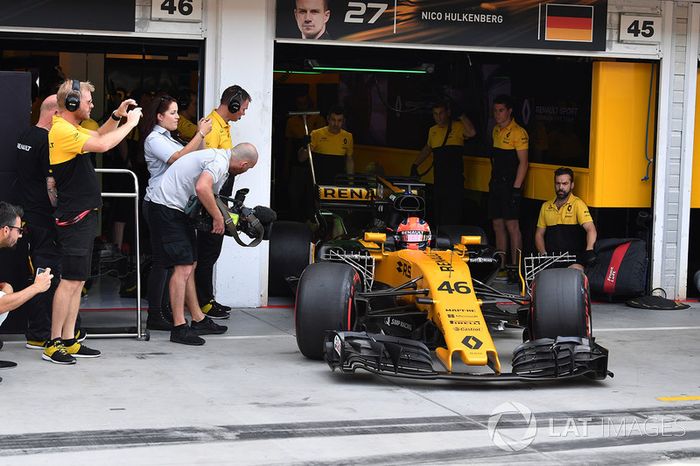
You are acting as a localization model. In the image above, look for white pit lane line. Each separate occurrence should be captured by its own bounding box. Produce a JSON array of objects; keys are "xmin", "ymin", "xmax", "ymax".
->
[{"xmin": 594, "ymin": 326, "xmax": 700, "ymax": 332}]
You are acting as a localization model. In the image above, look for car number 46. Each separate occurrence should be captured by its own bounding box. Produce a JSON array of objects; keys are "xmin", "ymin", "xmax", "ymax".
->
[{"xmin": 438, "ymin": 281, "xmax": 471, "ymax": 294}]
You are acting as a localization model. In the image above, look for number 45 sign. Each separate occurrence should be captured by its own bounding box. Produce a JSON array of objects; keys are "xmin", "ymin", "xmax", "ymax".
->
[
  {"xmin": 152, "ymin": 0, "xmax": 202, "ymax": 22},
  {"xmin": 619, "ymin": 14, "xmax": 661, "ymax": 43}
]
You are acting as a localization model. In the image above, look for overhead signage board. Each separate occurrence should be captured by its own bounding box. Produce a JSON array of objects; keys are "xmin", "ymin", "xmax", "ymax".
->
[
  {"xmin": 276, "ymin": 0, "xmax": 608, "ymax": 51},
  {"xmin": 151, "ymin": 0, "xmax": 203, "ymax": 22},
  {"xmin": 618, "ymin": 14, "xmax": 662, "ymax": 43},
  {"xmin": 0, "ymin": 0, "xmax": 135, "ymax": 32}
]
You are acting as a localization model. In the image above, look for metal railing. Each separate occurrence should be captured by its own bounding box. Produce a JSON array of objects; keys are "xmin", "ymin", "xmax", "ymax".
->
[{"xmin": 90, "ymin": 168, "xmax": 147, "ymax": 340}]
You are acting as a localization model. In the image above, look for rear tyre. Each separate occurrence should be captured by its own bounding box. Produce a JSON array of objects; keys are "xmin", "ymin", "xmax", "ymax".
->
[
  {"xmin": 295, "ymin": 262, "xmax": 361, "ymax": 360},
  {"xmin": 529, "ymin": 268, "xmax": 591, "ymax": 340},
  {"xmin": 268, "ymin": 221, "xmax": 312, "ymax": 297}
]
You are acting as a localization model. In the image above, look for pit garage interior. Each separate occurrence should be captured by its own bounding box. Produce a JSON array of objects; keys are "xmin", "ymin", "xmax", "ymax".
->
[{"xmin": 0, "ymin": 1, "xmax": 698, "ymax": 464}]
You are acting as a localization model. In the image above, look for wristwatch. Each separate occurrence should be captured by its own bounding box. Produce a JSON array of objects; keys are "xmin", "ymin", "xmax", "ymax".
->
[{"xmin": 111, "ymin": 112, "xmax": 121, "ymax": 121}]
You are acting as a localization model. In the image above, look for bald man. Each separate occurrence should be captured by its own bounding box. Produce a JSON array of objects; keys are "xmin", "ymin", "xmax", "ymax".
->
[
  {"xmin": 16, "ymin": 94, "xmax": 63, "ymax": 351},
  {"xmin": 147, "ymin": 143, "xmax": 258, "ymax": 345}
]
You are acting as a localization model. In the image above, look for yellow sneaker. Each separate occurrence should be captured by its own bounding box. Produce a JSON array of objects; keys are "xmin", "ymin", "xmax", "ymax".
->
[
  {"xmin": 42, "ymin": 339, "xmax": 76, "ymax": 365},
  {"xmin": 64, "ymin": 342, "xmax": 101, "ymax": 358}
]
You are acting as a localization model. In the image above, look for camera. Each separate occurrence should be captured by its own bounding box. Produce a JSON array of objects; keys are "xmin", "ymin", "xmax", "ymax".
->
[{"xmin": 185, "ymin": 189, "xmax": 276, "ymax": 246}]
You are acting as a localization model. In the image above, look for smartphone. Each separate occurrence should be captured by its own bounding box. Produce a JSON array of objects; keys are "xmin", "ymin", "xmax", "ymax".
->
[{"xmin": 36, "ymin": 267, "xmax": 46, "ymax": 277}]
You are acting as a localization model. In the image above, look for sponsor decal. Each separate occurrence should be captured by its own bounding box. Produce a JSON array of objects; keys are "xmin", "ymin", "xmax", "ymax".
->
[
  {"xmin": 319, "ymin": 186, "xmax": 375, "ymax": 201},
  {"xmin": 428, "ymin": 253, "xmax": 454, "ymax": 272},
  {"xmin": 462, "ymin": 335, "xmax": 483, "ymax": 349}
]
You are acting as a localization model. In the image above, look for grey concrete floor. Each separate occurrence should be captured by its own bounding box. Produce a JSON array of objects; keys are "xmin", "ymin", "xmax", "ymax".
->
[{"xmin": 0, "ymin": 277, "xmax": 698, "ymax": 465}]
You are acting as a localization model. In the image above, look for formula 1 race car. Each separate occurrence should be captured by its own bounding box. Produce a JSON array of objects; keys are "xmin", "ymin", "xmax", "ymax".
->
[{"xmin": 290, "ymin": 175, "xmax": 612, "ymax": 382}]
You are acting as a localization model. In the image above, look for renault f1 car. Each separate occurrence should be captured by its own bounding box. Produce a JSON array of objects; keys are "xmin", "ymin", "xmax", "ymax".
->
[{"xmin": 292, "ymin": 175, "xmax": 612, "ymax": 382}]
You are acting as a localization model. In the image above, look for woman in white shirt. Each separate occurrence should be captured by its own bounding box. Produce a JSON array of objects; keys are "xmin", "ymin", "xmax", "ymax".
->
[{"xmin": 141, "ymin": 95, "xmax": 212, "ymax": 331}]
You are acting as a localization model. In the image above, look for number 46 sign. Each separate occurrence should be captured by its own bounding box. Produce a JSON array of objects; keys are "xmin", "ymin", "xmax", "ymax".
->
[
  {"xmin": 152, "ymin": 0, "xmax": 202, "ymax": 22},
  {"xmin": 619, "ymin": 14, "xmax": 661, "ymax": 43}
]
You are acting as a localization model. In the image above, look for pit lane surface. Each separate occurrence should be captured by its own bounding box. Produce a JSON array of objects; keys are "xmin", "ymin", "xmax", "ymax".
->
[{"xmin": 0, "ymin": 297, "xmax": 698, "ymax": 465}]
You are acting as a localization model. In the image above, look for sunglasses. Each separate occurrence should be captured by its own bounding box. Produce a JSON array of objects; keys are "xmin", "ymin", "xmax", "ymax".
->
[{"xmin": 5, "ymin": 225, "xmax": 24, "ymax": 234}]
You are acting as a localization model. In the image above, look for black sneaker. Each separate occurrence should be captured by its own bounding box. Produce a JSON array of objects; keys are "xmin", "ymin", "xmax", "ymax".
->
[
  {"xmin": 75, "ymin": 328, "xmax": 87, "ymax": 342},
  {"xmin": 147, "ymin": 310, "xmax": 174, "ymax": 331},
  {"xmin": 170, "ymin": 324, "xmax": 205, "ymax": 346},
  {"xmin": 201, "ymin": 300, "xmax": 230, "ymax": 320},
  {"xmin": 212, "ymin": 300, "xmax": 231, "ymax": 313},
  {"xmin": 65, "ymin": 341, "xmax": 101, "ymax": 358},
  {"xmin": 42, "ymin": 339, "xmax": 77, "ymax": 365},
  {"xmin": 191, "ymin": 316, "xmax": 228, "ymax": 335}
]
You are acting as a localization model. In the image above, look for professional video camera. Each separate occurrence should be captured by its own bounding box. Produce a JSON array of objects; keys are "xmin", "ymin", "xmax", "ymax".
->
[{"xmin": 185, "ymin": 188, "xmax": 277, "ymax": 247}]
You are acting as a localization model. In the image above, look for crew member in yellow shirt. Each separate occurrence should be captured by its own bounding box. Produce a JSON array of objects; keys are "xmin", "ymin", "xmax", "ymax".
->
[
  {"xmin": 490, "ymin": 94, "xmax": 528, "ymax": 272},
  {"xmin": 298, "ymin": 105, "xmax": 353, "ymax": 185},
  {"xmin": 176, "ymin": 90, "xmax": 198, "ymax": 141},
  {"xmin": 196, "ymin": 85, "xmax": 251, "ymax": 319},
  {"xmin": 411, "ymin": 101, "xmax": 476, "ymax": 225},
  {"xmin": 535, "ymin": 167, "xmax": 597, "ymax": 271}
]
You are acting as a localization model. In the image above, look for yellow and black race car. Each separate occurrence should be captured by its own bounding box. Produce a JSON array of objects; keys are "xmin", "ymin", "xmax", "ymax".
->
[{"xmin": 291, "ymin": 175, "xmax": 612, "ymax": 382}]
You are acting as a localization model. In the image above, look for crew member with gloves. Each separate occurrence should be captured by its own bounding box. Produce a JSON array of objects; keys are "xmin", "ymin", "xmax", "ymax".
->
[
  {"xmin": 535, "ymin": 167, "xmax": 597, "ymax": 271},
  {"xmin": 411, "ymin": 101, "xmax": 476, "ymax": 225},
  {"xmin": 489, "ymin": 94, "xmax": 528, "ymax": 272}
]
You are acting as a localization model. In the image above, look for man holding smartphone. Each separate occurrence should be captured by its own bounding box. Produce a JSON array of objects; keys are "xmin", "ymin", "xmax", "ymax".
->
[{"xmin": 0, "ymin": 202, "xmax": 53, "ymax": 326}]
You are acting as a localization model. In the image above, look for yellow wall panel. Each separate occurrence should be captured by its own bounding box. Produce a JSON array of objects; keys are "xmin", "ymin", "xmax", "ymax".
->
[
  {"xmin": 588, "ymin": 61, "xmax": 655, "ymax": 208},
  {"xmin": 691, "ymin": 69, "xmax": 700, "ymax": 208}
]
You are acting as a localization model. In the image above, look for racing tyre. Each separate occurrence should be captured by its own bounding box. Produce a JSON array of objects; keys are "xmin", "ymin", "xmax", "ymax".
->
[
  {"xmin": 295, "ymin": 262, "xmax": 361, "ymax": 360},
  {"xmin": 268, "ymin": 221, "xmax": 312, "ymax": 297},
  {"xmin": 529, "ymin": 268, "xmax": 591, "ymax": 340}
]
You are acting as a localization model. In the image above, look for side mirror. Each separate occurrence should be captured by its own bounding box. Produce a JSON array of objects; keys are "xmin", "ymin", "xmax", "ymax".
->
[
  {"xmin": 460, "ymin": 235, "xmax": 482, "ymax": 246},
  {"xmin": 364, "ymin": 232, "xmax": 387, "ymax": 244}
]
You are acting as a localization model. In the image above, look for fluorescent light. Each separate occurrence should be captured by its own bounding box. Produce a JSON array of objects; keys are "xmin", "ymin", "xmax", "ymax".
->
[
  {"xmin": 274, "ymin": 70, "xmax": 322, "ymax": 75},
  {"xmin": 310, "ymin": 65, "xmax": 428, "ymax": 74}
]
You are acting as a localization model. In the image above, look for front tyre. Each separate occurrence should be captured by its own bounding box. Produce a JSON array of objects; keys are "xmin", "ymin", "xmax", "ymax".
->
[
  {"xmin": 529, "ymin": 268, "xmax": 591, "ymax": 340},
  {"xmin": 295, "ymin": 262, "xmax": 361, "ymax": 360}
]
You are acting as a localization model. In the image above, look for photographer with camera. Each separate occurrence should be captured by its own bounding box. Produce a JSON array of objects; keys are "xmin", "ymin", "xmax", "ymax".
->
[{"xmin": 147, "ymin": 143, "xmax": 258, "ymax": 345}]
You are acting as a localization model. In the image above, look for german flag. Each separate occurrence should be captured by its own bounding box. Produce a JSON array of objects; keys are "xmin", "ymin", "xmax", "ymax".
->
[{"xmin": 545, "ymin": 4, "xmax": 594, "ymax": 42}]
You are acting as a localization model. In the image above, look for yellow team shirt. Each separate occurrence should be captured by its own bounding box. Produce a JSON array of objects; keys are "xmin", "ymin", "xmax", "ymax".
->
[
  {"xmin": 427, "ymin": 120, "xmax": 468, "ymax": 148},
  {"xmin": 537, "ymin": 194, "xmax": 592, "ymax": 228},
  {"xmin": 492, "ymin": 119, "xmax": 529, "ymax": 152},
  {"xmin": 285, "ymin": 114, "xmax": 326, "ymax": 139},
  {"xmin": 177, "ymin": 115, "xmax": 198, "ymax": 140},
  {"xmin": 204, "ymin": 109, "xmax": 232, "ymax": 150},
  {"xmin": 80, "ymin": 118, "xmax": 99, "ymax": 132},
  {"xmin": 49, "ymin": 115, "xmax": 91, "ymax": 164},
  {"xmin": 309, "ymin": 127, "xmax": 353, "ymax": 157}
]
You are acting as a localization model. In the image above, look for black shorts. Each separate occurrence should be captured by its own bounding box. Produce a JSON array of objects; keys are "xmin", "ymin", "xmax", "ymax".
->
[
  {"xmin": 56, "ymin": 210, "xmax": 98, "ymax": 281},
  {"xmin": 149, "ymin": 202, "xmax": 197, "ymax": 267},
  {"xmin": 488, "ymin": 181, "xmax": 521, "ymax": 220}
]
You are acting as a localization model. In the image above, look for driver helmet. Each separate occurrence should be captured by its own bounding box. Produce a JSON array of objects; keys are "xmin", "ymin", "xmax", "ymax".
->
[{"xmin": 396, "ymin": 217, "xmax": 431, "ymax": 250}]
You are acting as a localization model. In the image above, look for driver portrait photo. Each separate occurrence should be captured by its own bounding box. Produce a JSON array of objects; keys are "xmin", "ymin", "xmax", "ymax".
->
[{"xmin": 294, "ymin": 0, "xmax": 331, "ymax": 39}]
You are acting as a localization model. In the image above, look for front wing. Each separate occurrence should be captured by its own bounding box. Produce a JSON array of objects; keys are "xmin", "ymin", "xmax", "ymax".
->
[{"xmin": 325, "ymin": 331, "xmax": 613, "ymax": 382}]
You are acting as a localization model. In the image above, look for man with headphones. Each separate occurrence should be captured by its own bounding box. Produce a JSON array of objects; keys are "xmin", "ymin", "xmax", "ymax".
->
[
  {"xmin": 196, "ymin": 85, "xmax": 252, "ymax": 319},
  {"xmin": 43, "ymin": 79, "xmax": 141, "ymax": 364}
]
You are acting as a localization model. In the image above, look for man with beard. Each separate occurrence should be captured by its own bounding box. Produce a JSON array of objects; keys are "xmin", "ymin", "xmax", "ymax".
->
[
  {"xmin": 0, "ymin": 202, "xmax": 53, "ymax": 325},
  {"xmin": 535, "ymin": 167, "xmax": 597, "ymax": 270}
]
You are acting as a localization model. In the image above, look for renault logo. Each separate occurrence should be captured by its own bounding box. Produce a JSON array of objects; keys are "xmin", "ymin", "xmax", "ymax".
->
[{"xmin": 462, "ymin": 335, "xmax": 483, "ymax": 349}]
